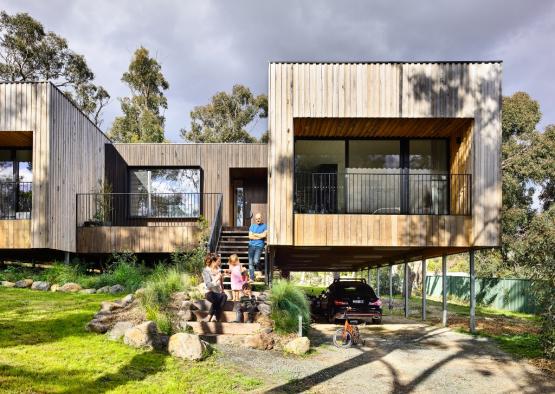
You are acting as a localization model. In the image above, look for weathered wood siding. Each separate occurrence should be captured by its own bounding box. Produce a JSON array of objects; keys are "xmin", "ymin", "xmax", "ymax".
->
[
  {"xmin": 49, "ymin": 86, "xmax": 109, "ymax": 252},
  {"xmin": 77, "ymin": 225, "xmax": 200, "ymax": 253},
  {"xmin": 0, "ymin": 220, "xmax": 31, "ymax": 248},
  {"xmin": 0, "ymin": 82, "xmax": 109, "ymax": 252},
  {"xmin": 268, "ymin": 62, "xmax": 502, "ymax": 247},
  {"xmin": 0, "ymin": 82, "xmax": 49, "ymax": 248},
  {"xmin": 111, "ymin": 144, "xmax": 268, "ymax": 227}
]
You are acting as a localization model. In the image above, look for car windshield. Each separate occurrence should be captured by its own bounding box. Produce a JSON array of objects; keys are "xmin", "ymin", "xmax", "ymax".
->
[{"xmin": 334, "ymin": 282, "xmax": 377, "ymax": 299}]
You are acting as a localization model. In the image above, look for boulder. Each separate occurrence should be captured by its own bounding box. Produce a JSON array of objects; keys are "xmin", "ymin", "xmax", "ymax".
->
[
  {"xmin": 177, "ymin": 309, "xmax": 193, "ymax": 322},
  {"xmin": 123, "ymin": 321, "xmax": 164, "ymax": 350},
  {"xmin": 110, "ymin": 284, "xmax": 125, "ymax": 294},
  {"xmin": 100, "ymin": 301, "xmax": 121, "ymax": 313},
  {"xmin": 50, "ymin": 284, "xmax": 61, "ymax": 292},
  {"xmin": 243, "ymin": 333, "xmax": 274, "ymax": 350},
  {"xmin": 106, "ymin": 321, "xmax": 134, "ymax": 341},
  {"xmin": 59, "ymin": 283, "xmax": 82, "ymax": 293},
  {"xmin": 261, "ymin": 327, "xmax": 273, "ymax": 334},
  {"xmin": 96, "ymin": 285, "xmax": 111, "ymax": 294},
  {"xmin": 14, "ymin": 279, "xmax": 33, "ymax": 288},
  {"xmin": 181, "ymin": 300, "xmax": 193, "ymax": 310},
  {"xmin": 121, "ymin": 294, "xmax": 134, "ymax": 305},
  {"xmin": 1, "ymin": 281, "xmax": 15, "ymax": 288},
  {"xmin": 31, "ymin": 281, "xmax": 51, "ymax": 291},
  {"xmin": 284, "ymin": 337, "xmax": 310, "ymax": 355},
  {"xmin": 80, "ymin": 288, "xmax": 97, "ymax": 294},
  {"xmin": 257, "ymin": 303, "xmax": 271, "ymax": 316},
  {"xmin": 168, "ymin": 333, "xmax": 210, "ymax": 361},
  {"xmin": 86, "ymin": 320, "xmax": 110, "ymax": 334}
]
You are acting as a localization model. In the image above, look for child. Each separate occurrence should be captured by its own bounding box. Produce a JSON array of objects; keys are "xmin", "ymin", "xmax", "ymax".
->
[
  {"xmin": 229, "ymin": 254, "xmax": 247, "ymax": 302},
  {"xmin": 233, "ymin": 282, "xmax": 258, "ymax": 323}
]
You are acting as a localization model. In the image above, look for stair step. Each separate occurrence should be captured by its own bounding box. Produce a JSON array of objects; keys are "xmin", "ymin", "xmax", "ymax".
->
[
  {"xmin": 199, "ymin": 334, "xmax": 247, "ymax": 345},
  {"xmin": 187, "ymin": 322, "xmax": 261, "ymax": 335},
  {"xmin": 192, "ymin": 310, "xmax": 260, "ymax": 323}
]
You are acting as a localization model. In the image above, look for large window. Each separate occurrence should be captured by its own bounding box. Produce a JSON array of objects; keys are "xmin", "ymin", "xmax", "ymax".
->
[
  {"xmin": 129, "ymin": 168, "xmax": 201, "ymax": 218},
  {"xmin": 0, "ymin": 149, "xmax": 32, "ymax": 219},
  {"xmin": 294, "ymin": 138, "xmax": 453, "ymax": 215}
]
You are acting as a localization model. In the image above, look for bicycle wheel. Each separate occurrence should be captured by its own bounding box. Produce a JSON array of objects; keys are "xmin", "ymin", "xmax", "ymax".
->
[{"xmin": 333, "ymin": 328, "xmax": 352, "ymax": 348}]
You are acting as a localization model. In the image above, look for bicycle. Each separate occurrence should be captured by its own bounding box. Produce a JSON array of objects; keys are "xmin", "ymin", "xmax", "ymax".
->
[{"xmin": 332, "ymin": 308, "xmax": 364, "ymax": 348}]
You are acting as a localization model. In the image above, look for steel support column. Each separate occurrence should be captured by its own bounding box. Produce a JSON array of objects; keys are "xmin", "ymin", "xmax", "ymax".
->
[
  {"xmin": 421, "ymin": 259, "xmax": 427, "ymax": 321},
  {"xmin": 389, "ymin": 265, "xmax": 393, "ymax": 310},
  {"xmin": 442, "ymin": 255, "xmax": 448, "ymax": 326},
  {"xmin": 404, "ymin": 261, "xmax": 409, "ymax": 318},
  {"xmin": 469, "ymin": 249, "xmax": 476, "ymax": 334},
  {"xmin": 376, "ymin": 267, "xmax": 381, "ymax": 297}
]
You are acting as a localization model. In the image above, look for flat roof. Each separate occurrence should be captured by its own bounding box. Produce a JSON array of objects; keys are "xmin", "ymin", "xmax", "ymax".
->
[{"xmin": 270, "ymin": 60, "xmax": 502, "ymax": 64}]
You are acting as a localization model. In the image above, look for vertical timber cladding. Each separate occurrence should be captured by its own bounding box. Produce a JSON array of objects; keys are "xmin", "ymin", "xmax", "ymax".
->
[
  {"xmin": 111, "ymin": 143, "xmax": 268, "ymax": 227},
  {"xmin": 268, "ymin": 62, "xmax": 502, "ymax": 247},
  {"xmin": 48, "ymin": 85, "xmax": 110, "ymax": 252},
  {"xmin": 0, "ymin": 82, "xmax": 49, "ymax": 248}
]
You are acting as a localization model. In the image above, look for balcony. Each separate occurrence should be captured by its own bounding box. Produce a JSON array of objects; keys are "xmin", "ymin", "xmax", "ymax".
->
[
  {"xmin": 76, "ymin": 193, "xmax": 222, "ymax": 253},
  {"xmin": 294, "ymin": 172, "xmax": 471, "ymax": 216},
  {"xmin": 0, "ymin": 182, "xmax": 32, "ymax": 219}
]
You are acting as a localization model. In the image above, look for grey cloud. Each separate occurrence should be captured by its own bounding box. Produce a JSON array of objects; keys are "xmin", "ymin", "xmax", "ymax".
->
[{"xmin": 3, "ymin": 0, "xmax": 555, "ymax": 140}]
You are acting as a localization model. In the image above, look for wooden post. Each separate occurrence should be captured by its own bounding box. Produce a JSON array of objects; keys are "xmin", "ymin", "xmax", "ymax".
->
[
  {"xmin": 442, "ymin": 255, "xmax": 448, "ymax": 326},
  {"xmin": 469, "ymin": 250, "xmax": 476, "ymax": 334},
  {"xmin": 421, "ymin": 259, "xmax": 427, "ymax": 321},
  {"xmin": 389, "ymin": 265, "xmax": 393, "ymax": 310},
  {"xmin": 376, "ymin": 267, "xmax": 381, "ymax": 297},
  {"xmin": 404, "ymin": 261, "xmax": 409, "ymax": 318}
]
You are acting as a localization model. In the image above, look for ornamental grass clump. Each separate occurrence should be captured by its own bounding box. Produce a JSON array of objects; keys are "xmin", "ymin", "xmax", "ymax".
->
[{"xmin": 269, "ymin": 279, "xmax": 311, "ymax": 334}]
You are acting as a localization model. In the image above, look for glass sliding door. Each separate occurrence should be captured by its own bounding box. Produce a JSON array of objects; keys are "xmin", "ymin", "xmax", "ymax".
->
[
  {"xmin": 409, "ymin": 140, "xmax": 449, "ymax": 214},
  {"xmin": 0, "ymin": 149, "xmax": 32, "ymax": 219},
  {"xmin": 347, "ymin": 140, "xmax": 401, "ymax": 214}
]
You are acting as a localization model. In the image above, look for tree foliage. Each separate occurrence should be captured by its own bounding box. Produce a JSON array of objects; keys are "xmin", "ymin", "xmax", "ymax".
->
[
  {"xmin": 108, "ymin": 47, "xmax": 169, "ymax": 143},
  {"xmin": 181, "ymin": 84, "xmax": 267, "ymax": 143},
  {"xmin": 0, "ymin": 11, "xmax": 109, "ymax": 125}
]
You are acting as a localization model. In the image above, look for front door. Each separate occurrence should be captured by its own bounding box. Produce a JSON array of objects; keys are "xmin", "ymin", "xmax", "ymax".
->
[{"xmin": 232, "ymin": 176, "xmax": 267, "ymax": 227}]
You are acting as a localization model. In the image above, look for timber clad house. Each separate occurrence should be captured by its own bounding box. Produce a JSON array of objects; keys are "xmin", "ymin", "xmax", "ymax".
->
[{"xmin": 0, "ymin": 61, "xmax": 502, "ymax": 279}]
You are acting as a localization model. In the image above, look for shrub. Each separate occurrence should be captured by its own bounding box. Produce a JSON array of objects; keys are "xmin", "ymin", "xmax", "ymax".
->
[
  {"xmin": 269, "ymin": 280, "xmax": 311, "ymax": 335},
  {"xmin": 44, "ymin": 262, "xmax": 84, "ymax": 284},
  {"xmin": 145, "ymin": 306, "xmax": 173, "ymax": 335},
  {"xmin": 170, "ymin": 246, "xmax": 205, "ymax": 278},
  {"xmin": 140, "ymin": 266, "xmax": 192, "ymax": 310}
]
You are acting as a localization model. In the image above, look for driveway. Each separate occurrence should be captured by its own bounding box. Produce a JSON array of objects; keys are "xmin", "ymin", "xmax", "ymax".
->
[{"xmin": 216, "ymin": 319, "xmax": 554, "ymax": 393}]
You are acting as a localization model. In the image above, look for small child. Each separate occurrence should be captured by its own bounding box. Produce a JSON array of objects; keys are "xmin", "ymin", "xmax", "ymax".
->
[
  {"xmin": 233, "ymin": 282, "xmax": 258, "ymax": 323},
  {"xmin": 229, "ymin": 254, "xmax": 247, "ymax": 302}
]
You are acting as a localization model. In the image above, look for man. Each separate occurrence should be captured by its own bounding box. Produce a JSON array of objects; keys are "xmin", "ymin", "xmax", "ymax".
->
[{"xmin": 248, "ymin": 212, "xmax": 267, "ymax": 281}]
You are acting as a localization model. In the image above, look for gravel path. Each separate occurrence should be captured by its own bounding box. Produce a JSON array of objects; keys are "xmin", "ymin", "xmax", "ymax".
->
[{"xmin": 215, "ymin": 321, "xmax": 554, "ymax": 394}]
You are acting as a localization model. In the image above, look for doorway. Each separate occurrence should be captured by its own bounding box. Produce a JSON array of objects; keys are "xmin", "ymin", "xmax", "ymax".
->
[{"xmin": 230, "ymin": 168, "xmax": 267, "ymax": 228}]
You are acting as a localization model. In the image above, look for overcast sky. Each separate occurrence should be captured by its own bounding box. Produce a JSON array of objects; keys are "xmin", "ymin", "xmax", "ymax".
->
[{"xmin": 3, "ymin": 0, "xmax": 555, "ymax": 141}]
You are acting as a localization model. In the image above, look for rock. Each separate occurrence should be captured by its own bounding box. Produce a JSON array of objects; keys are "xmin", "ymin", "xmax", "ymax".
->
[
  {"xmin": 134, "ymin": 288, "xmax": 145, "ymax": 297},
  {"xmin": 80, "ymin": 288, "xmax": 96, "ymax": 294},
  {"xmin": 257, "ymin": 303, "xmax": 271, "ymax": 316},
  {"xmin": 243, "ymin": 333, "xmax": 274, "ymax": 350},
  {"xmin": 284, "ymin": 337, "xmax": 310, "ymax": 355},
  {"xmin": 31, "ymin": 281, "xmax": 51, "ymax": 291},
  {"xmin": 1, "ymin": 281, "xmax": 15, "ymax": 288},
  {"xmin": 14, "ymin": 279, "xmax": 33, "ymax": 288},
  {"xmin": 257, "ymin": 292, "xmax": 269, "ymax": 302},
  {"xmin": 261, "ymin": 327, "xmax": 273, "ymax": 334},
  {"xmin": 59, "ymin": 283, "xmax": 82, "ymax": 293},
  {"xmin": 110, "ymin": 284, "xmax": 125, "ymax": 294},
  {"xmin": 50, "ymin": 284, "xmax": 61, "ymax": 292},
  {"xmin": 177, "ymin": 309, "xmax": 193, "ymax": 322},
  {"xmin": 121, "ymin": 294, "xmax": 134, "ymax": 305},
  {"xmin": 96, "ymin": 286, "xmax": 111, "ymax": 294},
  {"xmin": 100, "ymin": 301, "xmax": 121, "ymax": 313},
  {"xmin": 168, "ymin": 333, "xmax": 210, "ymax": 361},
  {"xmin": 123, "ymin": 321, "xmax": 163, "ymax": 349},
  {"xmin": 181, "ymin": 300, "xmax": 193, "ymax": 310},
  {"xmin": 86, "ymin": 320, "xmax": 110, "ymax": 334},
  {"xmin": 106, "ymin": 321, "xmax": 134, "ymax": 341}
]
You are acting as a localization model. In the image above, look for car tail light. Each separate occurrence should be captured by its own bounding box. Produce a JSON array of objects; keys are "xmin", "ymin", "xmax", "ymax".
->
[
  {"xmin": 334, "ymin": 300, "xmax": 348, "ymax": 306},
  {"xmin": 369, "ymin": 299, "xmax": 382, "ymax": 307}
]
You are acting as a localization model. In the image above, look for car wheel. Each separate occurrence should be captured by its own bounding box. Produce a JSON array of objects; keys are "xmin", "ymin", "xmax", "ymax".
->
[{"xmin": 372, "ymin": 317, "xmax": 382, "ymax": 325}]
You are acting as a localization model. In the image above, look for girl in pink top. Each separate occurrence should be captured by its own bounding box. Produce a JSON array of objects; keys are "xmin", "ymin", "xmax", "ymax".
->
[{"xmin": 229, "ymin": 254, "xmax": 247, "ymax": 301}]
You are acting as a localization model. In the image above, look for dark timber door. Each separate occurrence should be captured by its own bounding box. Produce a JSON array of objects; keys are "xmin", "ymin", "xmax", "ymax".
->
[{"xmin": 231, "ymin": 169, "xmax": 267, "ymax": 227}]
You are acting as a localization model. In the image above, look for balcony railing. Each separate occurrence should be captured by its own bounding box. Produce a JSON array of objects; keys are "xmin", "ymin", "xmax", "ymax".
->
[
  {"xmin": 76, "ymin": 192, "xmax": 222, "ymax": 227},
  {"xmin": 0, "ymin": 182, "xmax": 32, "ymax": 219},
  {"xmin": 294, "ymin": 172, "xmax": 471, "ymax": 216}
]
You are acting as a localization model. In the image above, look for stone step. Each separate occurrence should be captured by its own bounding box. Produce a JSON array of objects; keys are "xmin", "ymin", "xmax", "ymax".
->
[
  {"xmin": 199, "ymin": 334, "xmax": 247, "ymax": 345},
  {"xmin": 192, "ymin": 310, "xmax": 260, "ymax": 322},
  {"xmin": 187, "ymin": 321, "xmax": 261, "ymax": 335}
]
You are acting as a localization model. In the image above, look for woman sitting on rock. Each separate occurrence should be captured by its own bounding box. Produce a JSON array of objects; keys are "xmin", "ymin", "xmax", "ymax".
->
[{"xmin": 202, "ymin": 253, "xmax": 228, "ymax": 322}]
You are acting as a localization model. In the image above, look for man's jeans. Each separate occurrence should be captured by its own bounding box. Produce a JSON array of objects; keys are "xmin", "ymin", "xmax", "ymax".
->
[{"xmin": 248, "ymin": 245, "xmax": 264, "ymax": 280}]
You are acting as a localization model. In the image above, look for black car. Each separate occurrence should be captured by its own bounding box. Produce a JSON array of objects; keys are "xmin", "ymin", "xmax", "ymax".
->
[{"xmin": 317, "ymin": 278, "xmax": 382, "ymax": 324}]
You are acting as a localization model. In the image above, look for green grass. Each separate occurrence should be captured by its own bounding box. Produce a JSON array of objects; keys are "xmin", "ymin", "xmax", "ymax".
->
[
  {"xmin": 295, "ymin": 285, "xmax": 326, "ymax": 297},
  {"xmin": 0, "ymin": 288, "xmax": 262, "ymax": 393}
]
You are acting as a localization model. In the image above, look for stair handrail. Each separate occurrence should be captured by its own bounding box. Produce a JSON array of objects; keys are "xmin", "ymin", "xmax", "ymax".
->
[{"xmin": 207, "ymin": 193, "xmax": 223, "ymax": 253}]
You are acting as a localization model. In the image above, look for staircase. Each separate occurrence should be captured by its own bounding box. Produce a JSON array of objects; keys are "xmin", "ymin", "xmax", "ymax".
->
[{"xmin": 217, "ymin": 227, "xmax": 266, "ymax": 288}]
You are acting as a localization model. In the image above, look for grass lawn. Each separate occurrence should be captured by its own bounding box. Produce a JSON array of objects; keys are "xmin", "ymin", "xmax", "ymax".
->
[{"xmin": 0, "ymin": 288, "xmax": 262, "ymax": 393}]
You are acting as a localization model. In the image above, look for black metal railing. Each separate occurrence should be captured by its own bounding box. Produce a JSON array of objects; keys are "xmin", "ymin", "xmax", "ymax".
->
[
  {"xmin": 207, "ymin": 194, "xmax": 223, "ymax": 252},
  {"xmin": 76, "ymin": 192, "xmax": 222, "ymax": 227},
  {"xmin": 0, "ymin": 182, "xmax": 32, "ymax": 219},
  {"xmin": 294, "ymin": 172, "xmax": 471, "ymax": 216}
]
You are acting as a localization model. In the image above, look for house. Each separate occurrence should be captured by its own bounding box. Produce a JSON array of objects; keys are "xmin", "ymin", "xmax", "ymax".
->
[{"xmin": 0, "ymin": 62, "xmax": 502, "ymax": 283}]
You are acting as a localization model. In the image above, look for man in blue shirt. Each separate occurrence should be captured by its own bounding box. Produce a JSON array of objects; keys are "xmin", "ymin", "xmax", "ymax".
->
[{"xmin": 248, "ymin": 213, "xmax": 267, "ymax": 281}]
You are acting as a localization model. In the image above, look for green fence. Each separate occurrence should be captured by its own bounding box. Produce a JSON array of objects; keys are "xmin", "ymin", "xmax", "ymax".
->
[{"xmin": 425, "ymin": 275, "xmax": 538, "ymax": 314}]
